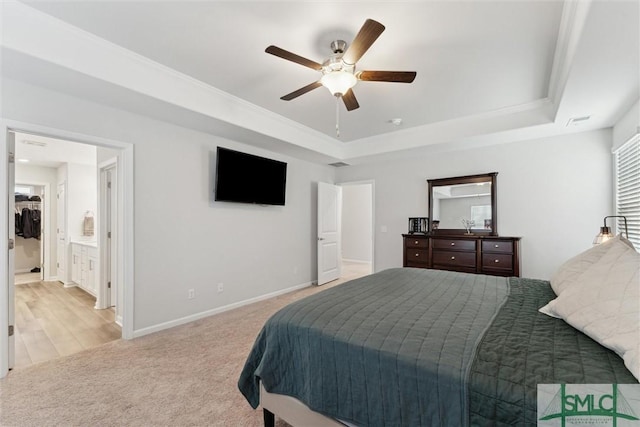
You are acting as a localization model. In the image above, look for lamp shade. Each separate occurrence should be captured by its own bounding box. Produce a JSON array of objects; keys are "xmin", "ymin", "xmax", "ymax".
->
[
  {"xmin": 321, "ymin": 71, "xmax": 357, "ymax": 96},
  {"xmin": 593, "ymin": 216, "xmax": 629, "ymax": 245},
  {"xmin": 593, "ymin": 226, "xmax": 613, "ymax": 245}
]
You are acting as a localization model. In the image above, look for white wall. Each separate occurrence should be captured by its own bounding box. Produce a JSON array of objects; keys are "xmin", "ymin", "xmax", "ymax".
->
[
  {"xmin": 1, "ymin": 78, "xmax": 334, "ymax": 332},
  {"xmin": 15, "ymin": 165, "xmax": 57, "ymax": 279},
  {"xmin": 336, "ymin": 129, "xmax": 613, "ymax": 280},
  {"xmin": 613, "ymin": 99, "xmax": 639, "ymax": 151},
  {"xmin": 65, "ymin": 163, "xmax": 97, "ymax": 243},
  {"xmin": 97, "ymin": 146, "xmax": 120, "ymax": 165},
  {"xmin": 341, "ymin": 184, "xmax": 372, "ymax": 263},
  {"xmin": 14, "ymin": 236, "xmax": 40, "ymax": 273}
]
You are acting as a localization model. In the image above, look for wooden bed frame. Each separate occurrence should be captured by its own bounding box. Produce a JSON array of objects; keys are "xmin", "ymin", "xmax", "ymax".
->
[{"xmin": 260, "ymin": 383, "xmax": 347, "ymax": 427}]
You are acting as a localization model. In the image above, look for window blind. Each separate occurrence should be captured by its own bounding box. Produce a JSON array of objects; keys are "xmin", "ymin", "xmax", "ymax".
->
[{"xmin": 615, "ymin": 134, "xmax": 640, "ymax": 249}]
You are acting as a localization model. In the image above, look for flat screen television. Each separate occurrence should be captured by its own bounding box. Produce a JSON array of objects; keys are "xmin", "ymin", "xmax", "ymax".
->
[{"xmin": 214, "ymin": 147, "xmax": 287, "ymax": 206}]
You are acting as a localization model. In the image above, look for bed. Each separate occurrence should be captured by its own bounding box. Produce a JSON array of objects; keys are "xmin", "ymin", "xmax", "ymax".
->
[{"xmin": 238, "ymin": 237, "xmax": 639, "ymax": 426}]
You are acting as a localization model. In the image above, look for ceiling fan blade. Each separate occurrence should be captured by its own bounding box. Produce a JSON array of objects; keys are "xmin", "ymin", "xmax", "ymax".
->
[
  {"xmin": 265, "ymin": 45, "xmax": 323, "ymax": 71},
  {"xmin": 342, "ymin": 89, "xmax": 360, "ymax": 111},
  {"xmin": 281, "ymin": 81, "xmax": 323, "ymax": 101},
  {"xmin": 357, "ymin": 70, "xmax": 417, "ymax": 83},
  {"xmin": 342, "ymin": 19, "xmax": 386, "ymax": 65}
]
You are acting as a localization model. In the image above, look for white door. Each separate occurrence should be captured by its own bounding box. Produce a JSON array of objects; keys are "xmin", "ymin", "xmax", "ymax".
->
[
  {"xmin": 37, "ymin": 186, "xmax": 44, "ymax": 280},
  {"xmin": 317, "ymin": 182, "xmax": 342, "ymax": 285},
  {"xmin": 99, "ymin": 163, "xmax": 119, "ymax": 318},
  {"xmin": 107, "ymin": 167, "xmax": 117, "ymax": 308},
  {"xmin": 7, "ymin": 132, "xmax": 16, "ymax": 370},
  {"xmin": 57, "ymin": 182, "xmax": 66, "ymax": 284}
]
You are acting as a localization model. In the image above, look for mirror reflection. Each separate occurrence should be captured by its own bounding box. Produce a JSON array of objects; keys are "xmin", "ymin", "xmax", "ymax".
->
[{"xmin": 432, "ymin": 183, "xmax": 492, "ymax": 231}]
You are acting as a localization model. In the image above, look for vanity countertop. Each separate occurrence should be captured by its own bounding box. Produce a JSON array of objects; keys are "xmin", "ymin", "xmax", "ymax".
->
[{"xmin": 70, "ymin": 240, "xmax": 97, "ymax": 248}]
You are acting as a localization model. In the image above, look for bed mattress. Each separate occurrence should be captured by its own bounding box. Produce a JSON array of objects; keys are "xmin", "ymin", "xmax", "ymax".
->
[{"xmin": 238, "ymin": 268, "xmax": 636, "ymax": 426}]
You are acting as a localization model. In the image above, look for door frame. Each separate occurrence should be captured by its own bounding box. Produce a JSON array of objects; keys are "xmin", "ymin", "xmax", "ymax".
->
[
  {"xmin": 1, "ymin": 119, "xmax": 135, "ymax": 378},
  {"xmin": 338, "ymin": 180, "xmax": 375, "ymax": 273},
  {"xmin": 57, "ymin": 181, "xmax": 68, "ymax": 285},
  {"xmin": 3, "ymin": 130, "xmax": 16, "ymax": 371}
]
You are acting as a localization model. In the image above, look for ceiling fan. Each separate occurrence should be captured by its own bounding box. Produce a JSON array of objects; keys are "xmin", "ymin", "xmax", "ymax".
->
[{"xmin": 265, "ymin": 19, "xmax": 416, "ymax": 112}]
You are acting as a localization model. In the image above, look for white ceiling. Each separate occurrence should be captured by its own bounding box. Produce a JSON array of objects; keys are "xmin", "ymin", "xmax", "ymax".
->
[
  {"xmin": 2, "ymin": 1, "xmax": 639, "ymax": 164},
  {"xmin": 14, "ymin": 132, "xmax": 96, "ymax": 168}
]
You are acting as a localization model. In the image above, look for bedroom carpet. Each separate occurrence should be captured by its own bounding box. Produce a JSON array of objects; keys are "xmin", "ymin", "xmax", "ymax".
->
[{"xmin": 0, "ymin": 263, "xmax": 369, "ymax": 427}]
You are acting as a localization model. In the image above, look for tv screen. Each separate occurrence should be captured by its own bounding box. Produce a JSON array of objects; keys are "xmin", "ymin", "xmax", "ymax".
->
[{"xmin": 214, "ymin": 147, "xmax": 287, "ymax": 205}]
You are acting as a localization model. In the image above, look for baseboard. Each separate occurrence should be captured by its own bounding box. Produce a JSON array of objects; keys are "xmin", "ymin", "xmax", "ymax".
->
[
  {"xmin": 342, "ymin": 259, "xmax": 372, "ymax": 264},
  {"xmin": 14, "ymin": 268, "xmax": 32, "ymax": 274},
  {"xmin": 132, "ymin": 280, "xmax": 314, "ymax": 339}
]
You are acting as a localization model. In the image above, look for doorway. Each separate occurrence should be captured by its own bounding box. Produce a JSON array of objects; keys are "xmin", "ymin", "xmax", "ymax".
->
[
  {"xmin": 340, "ymin": 181, "xmax": 374, "ymax": 279},
  {"xmin": 2, "ymin": 124, "xmax": 134, "ymax": 377},
  {"xmin": 316, "ymin": 180, "xmax": 374, "ymax": 286},
  {"xmin": 12, "ymin": 133, "xmax": 120, "ymax": 369},
  {"xmin": 14, "ymin": 183, "xmax": 45, "ymax": 284}
]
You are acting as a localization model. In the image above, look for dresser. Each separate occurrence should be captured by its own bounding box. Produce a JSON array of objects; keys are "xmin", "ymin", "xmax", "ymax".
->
[{"xmin": 403, "ymin": 234, "xmax": 520, "ymax": 277}]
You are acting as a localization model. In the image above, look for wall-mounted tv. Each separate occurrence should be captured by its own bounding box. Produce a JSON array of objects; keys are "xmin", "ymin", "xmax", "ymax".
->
[{"xmin": 214, "ymin": 147, "xmax": 287, "ymax": 206}]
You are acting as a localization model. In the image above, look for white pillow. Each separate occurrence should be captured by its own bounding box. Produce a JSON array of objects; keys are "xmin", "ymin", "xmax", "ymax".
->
[
  {"xmin": 550, "ymin": 234, "xmax": 634, "ymax": 296},
  {"xmin": 542, "ymin": 237, "xmax": 640, "ymax": 381}
]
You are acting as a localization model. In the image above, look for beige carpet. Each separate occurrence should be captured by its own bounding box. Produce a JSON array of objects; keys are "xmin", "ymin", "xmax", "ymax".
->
[{"xmin": 0, "ymin": 266, "xmax": 369, "ymax": 427}]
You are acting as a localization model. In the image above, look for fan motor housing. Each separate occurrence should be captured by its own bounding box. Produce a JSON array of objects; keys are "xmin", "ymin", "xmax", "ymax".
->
[
  {"xmin": 330, "ymin": 40, "xmax": 347, "ymax": 54},
  {"xmin": 322, "ymin": 40, "xmax": 354, "ymax": 74}
]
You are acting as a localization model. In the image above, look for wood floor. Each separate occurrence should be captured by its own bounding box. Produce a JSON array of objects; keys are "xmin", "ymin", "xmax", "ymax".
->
[
  {"xmin": 13, "ymin": 278, "xmax": 121, "ymax": 370},
  {"xmin": 15, "ymin": 272, "xmax": 42, "ymax": 285}
]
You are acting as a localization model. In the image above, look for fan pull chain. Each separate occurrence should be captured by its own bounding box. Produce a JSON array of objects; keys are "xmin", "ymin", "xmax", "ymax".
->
[{"xmin": 335, "ymin": 95, "xmax": 340, "ymax": 138}]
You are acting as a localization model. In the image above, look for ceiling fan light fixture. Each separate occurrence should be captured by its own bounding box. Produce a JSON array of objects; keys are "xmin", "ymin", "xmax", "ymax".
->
[
  {"xmin": 266, "ymin": 19, "xmax": 416, "ymax": 121},
  {"xmin": 321, "ymin": 70, "xmax": 357, "ymax": 96}
]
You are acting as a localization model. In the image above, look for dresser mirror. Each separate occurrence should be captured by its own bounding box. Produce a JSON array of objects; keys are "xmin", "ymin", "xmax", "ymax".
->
[{"xmin": 427, "ymin": 172, "xmax": 498, "ymax": 236}]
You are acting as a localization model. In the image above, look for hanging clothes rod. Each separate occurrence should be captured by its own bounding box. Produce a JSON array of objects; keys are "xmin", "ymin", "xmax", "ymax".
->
[{"xmin": 15, "ymin": 201, "xmax": 42, "ymax": 210}]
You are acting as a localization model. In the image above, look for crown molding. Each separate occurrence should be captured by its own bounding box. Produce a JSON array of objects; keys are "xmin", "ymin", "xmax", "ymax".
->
[
  {"xmin": 546, "ymin": 0, "xmax": 593, "ymax": 121},
  {"xmin": 342, "ymin": 98, "xmax": 554, "ymax": 160},
  {"xmin": 1, "ymin": 1, "xmax": 343, "ymax": 159}
]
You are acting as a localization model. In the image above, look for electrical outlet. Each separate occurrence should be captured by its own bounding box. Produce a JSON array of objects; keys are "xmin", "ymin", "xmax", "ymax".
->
[
  {"xmin": 188, "ymin": 289, "xmax": 195, "ymax": 299},
  {"xmin": 217, "ymin": 283, "xmax": 224, "ymax": 293}
]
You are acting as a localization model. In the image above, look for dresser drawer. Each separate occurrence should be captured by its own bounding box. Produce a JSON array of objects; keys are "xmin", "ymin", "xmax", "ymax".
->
[
  {"xmin": 405, "ymin": 237, "xmax": 428, "ymax": 249},
  {"xmin": 432, "ymin": 238, "xmax": 476, "ymax": 251},
  {"xmin": 482, "ymin": 253, "xmax": 513, "ymax": 270},
  {"xmin": 406, "ymin": 248, "xmax": 428, "ymax": 263},
  {"xmin": 482, "ymin": 240, "xmax": 514, "ymax": 254},
  {"xmin": 433, "ymin": 250, "xmax": 476, "ymax": 268}
]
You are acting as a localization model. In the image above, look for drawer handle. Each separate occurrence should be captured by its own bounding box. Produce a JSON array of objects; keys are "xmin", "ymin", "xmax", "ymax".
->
[
  {"xmin": 450, "ymin": 242, "xmax": 455, "ymax": 246},
  {"xmin": 494, "ymin": 259, "xmax": 499, "ymax": 263},
  {"xmin": 494, "ymin": 244, "xmax": 499, "ymax": 248},
  {"xmin": 415, "ymin": 253, "xmax": 419, "ymax": 257},
  {"xmin": 414, "ymin": 241, "xmax": 419, "ymax": 245},
  {"xmin": 451, "ymin": 256, "xmax": 456, "ymax": 260}
]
